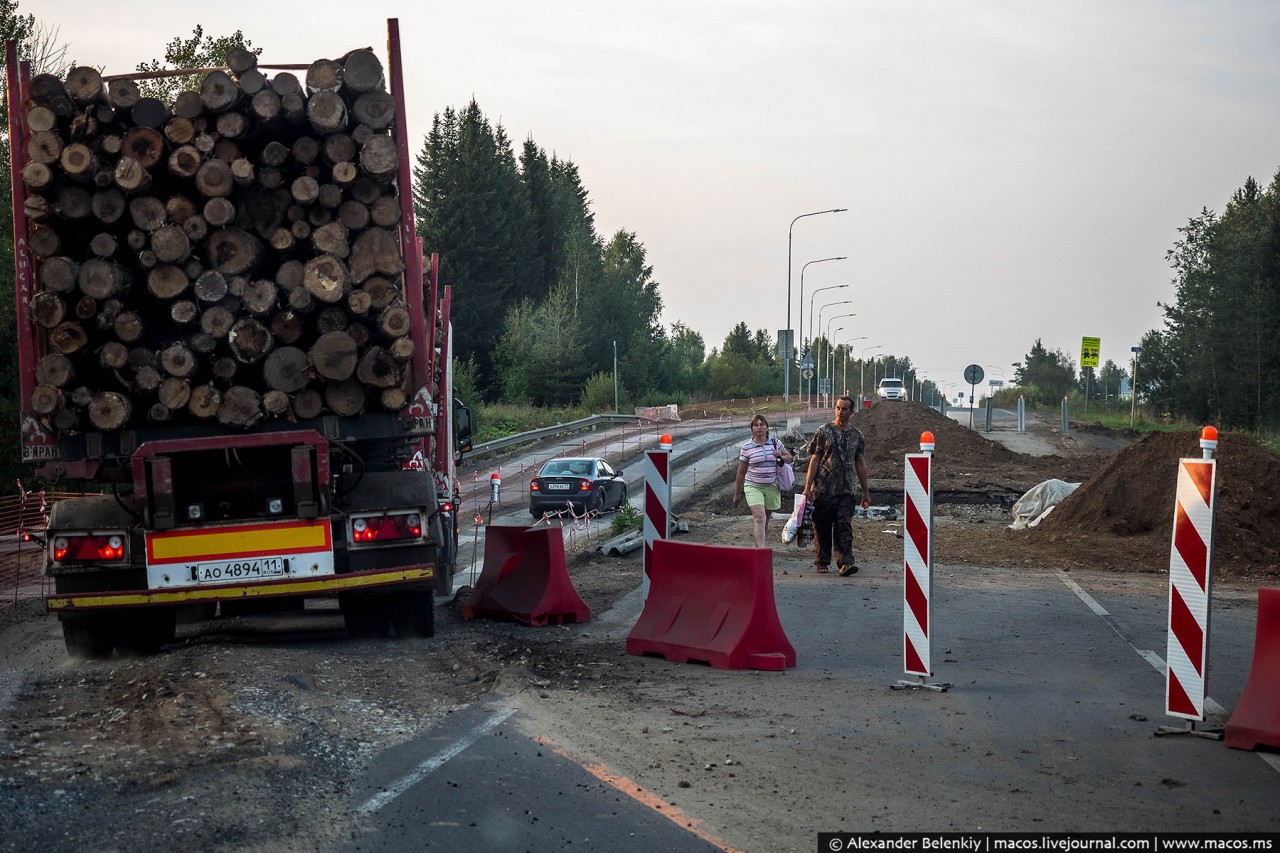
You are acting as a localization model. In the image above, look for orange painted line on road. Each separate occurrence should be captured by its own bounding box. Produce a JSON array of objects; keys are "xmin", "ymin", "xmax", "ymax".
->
[{"xmin": 531, "ymin": 736, "xmax": 744, "ymax": 853}]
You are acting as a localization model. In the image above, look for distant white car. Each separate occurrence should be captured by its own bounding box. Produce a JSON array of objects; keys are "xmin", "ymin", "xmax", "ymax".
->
[{"xmin": 877, "ymin": 378, "xmax": 907, "ymax": 401}]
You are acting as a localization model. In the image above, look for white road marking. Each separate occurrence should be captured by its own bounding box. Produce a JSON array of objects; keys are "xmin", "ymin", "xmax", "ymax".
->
[
  {"xmin": 357, "ymin": 707, "xmax": 516, "ymax": 814},
  {"xmin": 1054, "ymin": 571, "xmax": 1270, "ymax": 772}
]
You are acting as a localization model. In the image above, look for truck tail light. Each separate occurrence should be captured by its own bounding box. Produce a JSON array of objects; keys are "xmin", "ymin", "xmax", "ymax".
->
[
  {"xmin": 50, "ymin": 533, "xmax": 126, "ymax": 563},
  {"xmin": 350, "ymin": 512, "xmax": 424, "ymax": 544}
]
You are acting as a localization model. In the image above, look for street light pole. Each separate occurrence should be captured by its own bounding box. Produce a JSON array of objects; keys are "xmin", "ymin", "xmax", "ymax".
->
[
  {"xmin": 815, "ymin": 300, "xmax": 852, "ymax": 407},
  {"xmin": 785, "ymin": 208, "xmax": 846, "ymax": 404},
  {"xmin": 806, "ymin": 283, "xmax": 848, "ymax": 404},
  {"xmin": 824, "ymin": 313, "xmax": 855, "ymax": 403},
  {"xmin": 1130, "ymin": 347, "xmax": 1141, "ymax": 428},
  {"xmin": 840, "ymin": 335, "xmax": 868, "ymax": 395},
  {"xmin": 798, "ymin": 257, "xmax": 845, "ymax": 397},
  {"xmin": 859, "ymin": 344, "xmax": 883, "ymax": 403}
]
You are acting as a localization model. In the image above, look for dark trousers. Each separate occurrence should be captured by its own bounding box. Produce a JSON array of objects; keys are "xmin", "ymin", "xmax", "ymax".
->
[{"xmin": 812, "ymin": 494, "xmax": 858, "ymax": 570}]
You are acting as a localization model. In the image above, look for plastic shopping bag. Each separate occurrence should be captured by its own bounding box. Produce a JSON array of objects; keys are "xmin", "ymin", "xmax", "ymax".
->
[{"xmin": 781, "ymin": 494, "xmax": 807, "ymax": 543}]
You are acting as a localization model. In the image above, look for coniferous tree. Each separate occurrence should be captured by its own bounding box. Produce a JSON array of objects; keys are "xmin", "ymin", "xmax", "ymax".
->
[
  {"xmin": 1012, "ymin": 339, "xmax": 1078, "ymax": 405},
  {"xmin": 414, "ymin": 100, "xmax": 531, "ymax": 398}
]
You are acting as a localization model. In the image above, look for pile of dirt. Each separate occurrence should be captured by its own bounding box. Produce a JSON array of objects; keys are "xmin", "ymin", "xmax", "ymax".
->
[
  {"xmin": 846, "ymin": 402, "xmax": 1102, "ymax": 490},
  {"xmin": 1030, "ymin": 430, "xmax": 1280, "ymax": 578}
]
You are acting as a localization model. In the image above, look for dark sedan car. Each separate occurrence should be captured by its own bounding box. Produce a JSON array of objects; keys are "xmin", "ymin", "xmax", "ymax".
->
[{"xmin": 529, "ymin": 457, "xmax": 628, "ymax": 518}]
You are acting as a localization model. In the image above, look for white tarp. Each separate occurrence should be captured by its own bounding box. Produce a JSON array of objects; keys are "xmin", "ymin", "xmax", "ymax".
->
[{"xmin": 1008, "ymin": 479, "xmax": 1081, "ymax": 530}]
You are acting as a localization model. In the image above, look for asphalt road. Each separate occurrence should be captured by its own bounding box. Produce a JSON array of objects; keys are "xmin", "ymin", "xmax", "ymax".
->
[{"xmin": 337, "ymin": 561, "xmax": 1278, "ymax": 848}]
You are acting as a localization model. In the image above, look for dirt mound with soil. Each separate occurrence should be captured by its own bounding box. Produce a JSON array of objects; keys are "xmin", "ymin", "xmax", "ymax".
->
[
  {"xmin": 847, "ymin": 402, "xmax": 1103, "ymax": 491},
  {"xmin": 1029, "ymin": 430, "xmax": 1280, "ymax": 579}
]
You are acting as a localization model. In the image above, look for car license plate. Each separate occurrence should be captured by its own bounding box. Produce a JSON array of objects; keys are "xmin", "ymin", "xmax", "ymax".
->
[
  {"xmin": 546, "ymin": 483, "xmax": 571, "ymax": 490},
  {"xmin": 192, "ymin": 557, "xmax": 288, "ymax": 583}
]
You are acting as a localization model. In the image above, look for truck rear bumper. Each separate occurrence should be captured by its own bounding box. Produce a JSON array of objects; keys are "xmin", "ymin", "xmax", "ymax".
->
[{"xmin": 46, "ymin": 566, "xmax": 435, "ymax": 612}]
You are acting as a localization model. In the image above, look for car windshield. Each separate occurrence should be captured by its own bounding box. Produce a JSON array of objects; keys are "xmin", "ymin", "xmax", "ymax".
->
[
  {"xmin": 541, "ymin": 460, "xmax": 591, "ymax": 477},
  {"xmin": 881, "ymin": 380, "xmax": 903, "ymax": 389}
]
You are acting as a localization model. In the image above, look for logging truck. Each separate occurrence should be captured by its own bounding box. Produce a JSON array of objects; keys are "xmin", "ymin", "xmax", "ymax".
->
[{"xmin": 6, "ymin": 20, "xmax": 474, "ymax": 657}]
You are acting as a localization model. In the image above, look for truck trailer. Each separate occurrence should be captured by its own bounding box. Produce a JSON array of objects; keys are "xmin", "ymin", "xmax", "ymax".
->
[{"xmin": 7, "ymin": 19, "xmax": 470, "ymax": 657}]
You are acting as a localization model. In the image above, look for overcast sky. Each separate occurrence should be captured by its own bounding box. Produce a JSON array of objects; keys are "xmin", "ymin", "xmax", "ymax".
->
[{"xmin": 34, "ymin": 1, "xmax": 1280, "ymax": 397}]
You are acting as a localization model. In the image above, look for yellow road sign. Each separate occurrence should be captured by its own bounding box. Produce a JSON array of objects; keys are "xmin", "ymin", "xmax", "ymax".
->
[{"xmin": 1081, "ymin": 336, "xmax": 1101, "ymax": 368}]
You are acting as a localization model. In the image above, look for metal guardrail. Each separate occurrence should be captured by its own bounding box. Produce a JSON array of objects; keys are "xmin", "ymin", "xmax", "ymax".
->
[{"xmin": 466, "ymin": 414, "xmax": 641, "ymax": 460}]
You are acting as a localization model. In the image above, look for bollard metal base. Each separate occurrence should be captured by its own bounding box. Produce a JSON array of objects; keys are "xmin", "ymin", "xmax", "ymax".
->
[
  {"xmin": 891, "ymin": 675, "xmax": 950, "ymax": 693},
  {"xmin": 1154, "ymin": 720, "xmax": 1223, "ymax": 740}
]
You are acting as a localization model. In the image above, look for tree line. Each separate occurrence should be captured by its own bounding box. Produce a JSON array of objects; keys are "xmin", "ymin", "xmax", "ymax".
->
[{"xmin": 3, "ymin": 9, "xmax": 1277, "ymax": 494}]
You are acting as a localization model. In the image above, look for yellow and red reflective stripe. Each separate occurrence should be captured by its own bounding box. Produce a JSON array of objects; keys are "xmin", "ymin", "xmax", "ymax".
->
[
  {"xmin": 46, "ymin": 566, "xmax": 433, "ymax": 610},
  {"xmin": 147, "ymin": 520, "xmax": 332, "ymax": 565}
]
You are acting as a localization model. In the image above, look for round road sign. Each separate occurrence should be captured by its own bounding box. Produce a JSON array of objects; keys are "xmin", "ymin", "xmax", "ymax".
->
[{"xmin": 964, "ymin": 363, "xmax": 984, "ymax": 385}]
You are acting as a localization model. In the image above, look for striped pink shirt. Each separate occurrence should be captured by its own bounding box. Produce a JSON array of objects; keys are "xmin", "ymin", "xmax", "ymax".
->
[{"xmin": 739, "ymin": 438, "xmax": 782, "ymax": 485}]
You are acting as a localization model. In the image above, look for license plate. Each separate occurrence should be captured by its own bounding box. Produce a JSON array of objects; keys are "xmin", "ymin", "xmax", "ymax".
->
[
  {"xmin": 192, "ymin": 557, "xmax": 288, "ymax": 583},
  {"xmin": 546, "ymin": 483, "xmax": 571, "ymax": 490}
]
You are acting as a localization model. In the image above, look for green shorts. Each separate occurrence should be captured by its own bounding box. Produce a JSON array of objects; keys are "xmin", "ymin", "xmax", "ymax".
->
[{"xmin": 743, "ymin": 482, "xmax": 781, "ymax": 511}]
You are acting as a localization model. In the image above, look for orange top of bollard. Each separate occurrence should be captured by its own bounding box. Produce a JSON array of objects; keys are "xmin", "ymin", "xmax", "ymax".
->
[
  {"xmin": 919, "ymin": 431, "xmax": 935, "ymax": 453},
  {"xmin": 490, "ymin": 471, "xmax": 501, "ymax": 482},
  {"xmin": 659, "ymin": 434, "xmax": 672, "ymax": 450},
  {"xmin": 1200, "ymin": 425, "xmax": 1219, "ymax": 459}
]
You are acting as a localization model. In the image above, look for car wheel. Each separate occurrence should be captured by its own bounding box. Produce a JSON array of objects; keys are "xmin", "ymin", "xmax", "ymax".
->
[
  {"xmin": 593, "ymin": 486, "xmax": 607, "ymax": 513},
  {"xmin": 614, "ymin": 484, "xmax": 628, "ymax": 511}
]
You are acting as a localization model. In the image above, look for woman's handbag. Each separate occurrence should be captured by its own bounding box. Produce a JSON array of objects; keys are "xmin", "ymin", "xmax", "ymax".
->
[{"xmin": 774, "ymin": 440, "xmax": 795, "ymax": 491}]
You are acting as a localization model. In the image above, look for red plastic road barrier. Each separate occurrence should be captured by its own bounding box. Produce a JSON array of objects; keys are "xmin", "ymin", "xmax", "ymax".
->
[
  {"xmin": 1225, "ymin": 587, "xmax": 1280, "ymax": 750},
  {"xmin": 463, "ymin": 525, "xmax": 590, "ymax": 626},
  {"xmin": 626, "ymin": 539, "xmax": 796, "ymax": 671}
]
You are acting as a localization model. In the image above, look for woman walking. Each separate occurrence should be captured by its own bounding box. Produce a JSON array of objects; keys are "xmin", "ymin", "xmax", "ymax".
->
[{"xmin": 733, "ymin": 414, "xmax": 793, "ymax": 548}]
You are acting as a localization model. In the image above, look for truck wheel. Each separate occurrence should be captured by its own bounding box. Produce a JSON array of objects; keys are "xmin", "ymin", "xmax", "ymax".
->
[
  {"xmin": 341, "ymin": 594, "xmax": 390, "ymax": 639},
  {"xmin": 116, "ymin": 607, "xmax": 176, "ymax": 656},
  {"xmin": 62, "ymin": 617, "xmax": 116, "ymax": 659},
  {"xmin": 390, "ymin": 591, "xmax": 435, "ymax": 638}
]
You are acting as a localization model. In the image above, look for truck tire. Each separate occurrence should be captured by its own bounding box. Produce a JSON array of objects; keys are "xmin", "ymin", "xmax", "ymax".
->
[
  {"xmin": 62, "ymin": 616, "xmax": 116, "ymax": 659},
  {"xmin": 390, "ymin": 590, "xmax": 434, "ymax": 638},
  {"xmin": 341, "ymin": 593, "xmax": 390, "ymax": 638},
  {"xmin": 116, "ymin": 607, "xmax": 176, "ymax": 656}
]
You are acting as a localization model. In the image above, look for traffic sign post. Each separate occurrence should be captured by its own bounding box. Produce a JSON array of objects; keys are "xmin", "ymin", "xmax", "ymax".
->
[
  {"xmin": 963, "ymin": 364, "xmax": 984, "ymax": 429},
  {"xmin": 1081, "ymin": 337, "xmax": 1100, "ymax": 414}
]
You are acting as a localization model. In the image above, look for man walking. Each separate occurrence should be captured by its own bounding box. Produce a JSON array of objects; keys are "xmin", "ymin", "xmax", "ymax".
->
[{"xmin": 803, "ymin": 395, "xmax": 871, "ymax": 576}]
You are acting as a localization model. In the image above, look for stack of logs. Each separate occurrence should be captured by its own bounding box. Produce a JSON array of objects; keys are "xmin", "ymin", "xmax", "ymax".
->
[{"xmin": 20, "ymin": 46, "xmax": 420, "ymax": 432}]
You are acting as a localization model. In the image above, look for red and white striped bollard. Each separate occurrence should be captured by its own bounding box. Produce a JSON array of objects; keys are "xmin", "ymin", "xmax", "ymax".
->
[
  {"xmin": 1158, "ymin": 426, "xmax": 1221, "ymax": 738},
  {"xmin": 642, "ymin": 433, "xmax": 673, "ymax": 601},
  {"xmin": 893, "ymin": 431, "xmax": 949, "ymax": 692}
]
